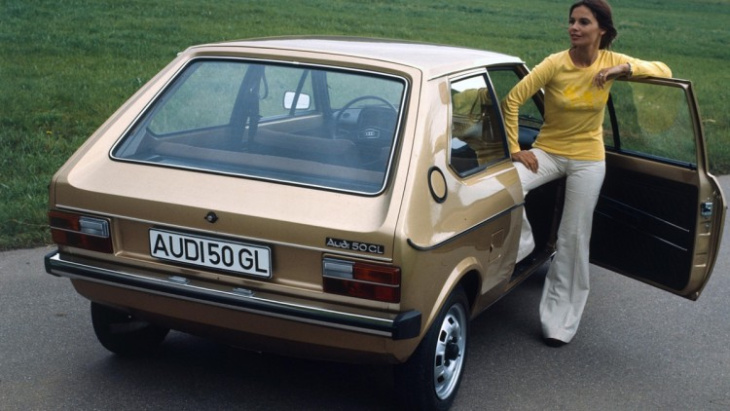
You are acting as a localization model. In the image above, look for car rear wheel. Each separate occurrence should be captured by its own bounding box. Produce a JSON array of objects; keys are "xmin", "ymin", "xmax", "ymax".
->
[
  {"xmin": 91, "ymin": 302, "xmax": 169, "ymax": 356},
  {"xmin": 395, "ymin": 286, "xmax": 469, "ymax": 411}
]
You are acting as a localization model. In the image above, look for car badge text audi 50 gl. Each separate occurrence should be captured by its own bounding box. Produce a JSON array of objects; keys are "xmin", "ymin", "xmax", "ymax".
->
[{"xmin": 326, "ymin": 237, "xmax": 385, "ymax": 254}]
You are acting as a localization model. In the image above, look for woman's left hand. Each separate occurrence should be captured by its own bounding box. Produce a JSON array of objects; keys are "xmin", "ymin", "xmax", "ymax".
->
[{"xmin": 594, "ymin": 63, "xmax": 631, "ymax": 89}]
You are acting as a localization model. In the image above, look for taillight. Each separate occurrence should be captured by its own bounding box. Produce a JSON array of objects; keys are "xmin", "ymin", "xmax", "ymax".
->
[
  {"xmin": 322, "ymin": 258, "xmax": 401, "ymax": 303},
  {"xmin": 49, "ymin": 210, "xmax": 113, "ymax": 253}
]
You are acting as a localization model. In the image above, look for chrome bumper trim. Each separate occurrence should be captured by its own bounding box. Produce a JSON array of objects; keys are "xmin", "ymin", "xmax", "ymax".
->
[{"xmin": 44, "ymin": 251, "xmax": 421, "ymax": 340}]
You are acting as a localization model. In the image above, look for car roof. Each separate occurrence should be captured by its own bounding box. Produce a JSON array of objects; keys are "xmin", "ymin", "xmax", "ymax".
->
[{"xmin": 190, "ymin": 36, "xmax": 524, "ymax": 79}]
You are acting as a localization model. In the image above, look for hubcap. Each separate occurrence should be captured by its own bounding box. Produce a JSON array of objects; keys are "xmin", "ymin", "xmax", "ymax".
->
[
  {"xmin": 433, "ymin": 303, "xmax": 467, "ymax": 400},
  {"xmin": 445, "ymin": 340, "xmax": 460, "ymax": 363}
]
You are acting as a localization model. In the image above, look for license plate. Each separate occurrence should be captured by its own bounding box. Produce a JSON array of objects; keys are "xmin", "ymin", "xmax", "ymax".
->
[{"xmin": 149, "ymin": 229, "xmax": 272, "ymax": 278}]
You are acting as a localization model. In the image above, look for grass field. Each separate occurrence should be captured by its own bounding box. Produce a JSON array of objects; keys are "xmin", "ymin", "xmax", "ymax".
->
[{"xmin": 1, "ymin": 0, "xmax": 729, "ymax": 250}]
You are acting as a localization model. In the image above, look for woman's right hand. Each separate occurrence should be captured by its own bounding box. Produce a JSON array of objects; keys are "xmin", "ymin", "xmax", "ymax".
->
[{"xmin": 512, "ymin": 150, "xmax": 539, "ymax": 173}]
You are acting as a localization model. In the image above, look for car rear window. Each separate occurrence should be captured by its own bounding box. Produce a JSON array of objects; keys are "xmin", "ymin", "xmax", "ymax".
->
[{"xmin": 111, "ymin": 59, "xmax": 407, "ymax": 194}]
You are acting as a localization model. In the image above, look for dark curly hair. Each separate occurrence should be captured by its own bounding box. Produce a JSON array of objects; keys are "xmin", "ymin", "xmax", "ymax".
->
[{"xmin": 570, "ymin": 0, "xmax": 618, "ymax": 49}]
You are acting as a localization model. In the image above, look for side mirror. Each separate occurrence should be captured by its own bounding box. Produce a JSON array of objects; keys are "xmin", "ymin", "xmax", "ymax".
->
[{"xmin": 283, "ymin": 92, "xmax": 311, "ymax": 110}]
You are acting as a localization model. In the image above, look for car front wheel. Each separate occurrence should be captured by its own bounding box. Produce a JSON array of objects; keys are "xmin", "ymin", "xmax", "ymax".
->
[
  {"xmin": 395, "ymin": 285, "xmax": 469, "ymax": 411},
  {"xmin": 91, "ymin": 302, "xmax": 169, "ymax": 356}
]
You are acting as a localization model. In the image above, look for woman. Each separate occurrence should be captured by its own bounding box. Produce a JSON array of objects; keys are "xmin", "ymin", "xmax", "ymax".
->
[{"xmin": 502, "ymin": 0, "xmax": 671, "ymax": 347}]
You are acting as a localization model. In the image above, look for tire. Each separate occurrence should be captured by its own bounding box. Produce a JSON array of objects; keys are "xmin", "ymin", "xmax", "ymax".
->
[
  {"xmin": 91, "ymin": 302, "xmax": 169, "ymax": 356},
  {"xmin": 395, "ymin": 286, "xmax": 469, "ymax": 411}
]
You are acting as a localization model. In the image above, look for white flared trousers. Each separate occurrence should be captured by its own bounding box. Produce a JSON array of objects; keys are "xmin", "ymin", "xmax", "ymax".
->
[{"xmin": 515, "ymin": 149, "xmax": 606, "ymax": 342}]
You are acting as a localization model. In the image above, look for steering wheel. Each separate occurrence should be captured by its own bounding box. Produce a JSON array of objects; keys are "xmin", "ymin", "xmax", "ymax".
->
[{"xmin": 332, "ymin": 95, "xmax": 398, "ymax": 140}]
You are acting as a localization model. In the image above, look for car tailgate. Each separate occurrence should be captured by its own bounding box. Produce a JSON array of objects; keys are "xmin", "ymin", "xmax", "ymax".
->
[{"xmin": 51, "ymin": 157, "xmax": 402, "ymax": 293}]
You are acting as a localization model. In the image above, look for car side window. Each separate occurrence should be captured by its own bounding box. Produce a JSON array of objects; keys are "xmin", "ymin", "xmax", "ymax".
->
[
  {"xmin": 148, "ymin": 62, "xmax": 247, "ymax": 134},
  {"xmin": 604, "ymin": 80, "xmax": 697, "ymax": 166},
  {"xmin": 488, "ymin": 67, "xmax": 544, "ymax": 151},
  {"xmin": 327, "ymin": 72, "xmax": 403, "ymax": 110},
  {"xmin": 449, "ymin": 75, "xmax": 508, "ymax": 176}
]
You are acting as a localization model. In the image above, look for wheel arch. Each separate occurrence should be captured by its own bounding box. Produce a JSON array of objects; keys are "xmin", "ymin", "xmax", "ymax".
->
[{"xmin": 457, "ymin": 269, "xmax": 480, "ymax": 315}]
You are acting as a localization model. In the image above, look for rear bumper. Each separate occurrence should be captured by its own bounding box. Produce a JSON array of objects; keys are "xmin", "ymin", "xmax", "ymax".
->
[{"xmin": 44, "ymin": 250, "xmax": 421, "ymax": 340}]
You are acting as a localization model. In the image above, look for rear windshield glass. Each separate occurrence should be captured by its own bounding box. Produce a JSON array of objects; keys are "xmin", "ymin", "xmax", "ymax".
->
[{"xmin": 111, "ymin": 59, "xmax": 407, "ymax": 194}]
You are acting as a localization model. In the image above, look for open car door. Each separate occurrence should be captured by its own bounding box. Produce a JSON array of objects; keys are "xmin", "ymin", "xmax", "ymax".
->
[{"xmin": 591, "ymin": 77, "xmax": 726, "ymax": 300}]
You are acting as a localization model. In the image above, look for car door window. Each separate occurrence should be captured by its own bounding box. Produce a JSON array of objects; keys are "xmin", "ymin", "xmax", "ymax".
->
[
  {"xmin": 604, "ymin": 80, "xmax": 697, "ymax": 166},
  {"xmin": 449, "ymin": 74, "xmax": 508, "ymax": 176}
]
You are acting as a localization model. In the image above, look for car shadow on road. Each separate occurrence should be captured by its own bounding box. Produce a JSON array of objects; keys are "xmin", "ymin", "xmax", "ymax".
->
[
  {"xmin": 75, "ymin": 266, "xmax": 550, "ymax": 410},
  {"xmin": 84, "ymin": 331, "xmax": 401, "ymax": 410}
]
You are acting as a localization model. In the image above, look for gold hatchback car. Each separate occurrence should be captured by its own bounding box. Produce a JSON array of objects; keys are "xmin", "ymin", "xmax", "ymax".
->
[{"xmin": 45, "ymin": 37, "xmax": 725, "ymax": 410}]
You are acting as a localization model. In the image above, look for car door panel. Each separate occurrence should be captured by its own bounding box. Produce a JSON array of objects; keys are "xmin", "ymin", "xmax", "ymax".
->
[
  {"xmin": 592, "ymin": 160, "xmax": 698, "ymax": 291},
  {"xmin": 590, "ymin": 78, "xmax": 725, "ymax": 300}
]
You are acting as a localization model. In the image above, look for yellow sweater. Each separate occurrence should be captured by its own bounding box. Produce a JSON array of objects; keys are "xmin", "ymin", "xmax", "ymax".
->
[{"xmin": 503, "ymin": 50, "xmax": 671, "ymax": 160}]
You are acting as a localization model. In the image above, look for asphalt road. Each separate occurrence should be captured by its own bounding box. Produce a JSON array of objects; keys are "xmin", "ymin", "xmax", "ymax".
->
[{"xmin": 2, "ymin": 176, "xmax": 730, "ymax": 410}]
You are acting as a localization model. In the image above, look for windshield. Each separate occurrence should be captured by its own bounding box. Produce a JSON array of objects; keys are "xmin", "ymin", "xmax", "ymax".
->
[{"xmin": 112, "ymin": 59, "xmax": 407, "ymax": 194}]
